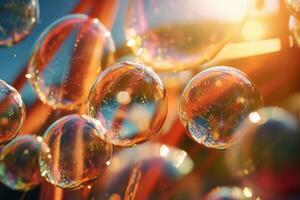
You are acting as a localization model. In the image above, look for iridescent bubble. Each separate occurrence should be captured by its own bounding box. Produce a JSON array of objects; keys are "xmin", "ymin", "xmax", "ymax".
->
[
  {"xmin": 27, "ymin": 14, "xmax": 115, "ymax": 110},
  {"xmin": 179, "ymin": 66, "xmax": 263, "ymax": 149},
  {"xmin": 204, "ymin": 187, "xmax": 255, "ymax": 200},
  {"xmin": 289, "ymin": 15, "xmax": 300, "ymax": 48},
  {"xmin": 0, "ymin": 0, "xmax": 39, "ymax": 46},
  {"xmin": 125, "ymin": 0, "xmax": 251, "ymax": 71},
  {"xmin": 88, "ymin": 61, "xmax": 168, "ymax": 146},
  {"xmin": 285, "ymin": 0, "xmax": 300, "ymax": 21},
  {"xmin": 0, "ymin": 135, "xmax": 42, "ymax": 190},
  {"xmin": 88, "ymin": 143, "xmax": 194, "ymax": 200},
  {"xmin": 226, "ymin": 107, "xmax": 300, "ymax": 200},
  {"xmin": 0, "ymin": 80, "xmax": 26, "ymax": 146},
  {"xmin": 39, "ymin": 114, "xmax": 112, "ymax": 190}
]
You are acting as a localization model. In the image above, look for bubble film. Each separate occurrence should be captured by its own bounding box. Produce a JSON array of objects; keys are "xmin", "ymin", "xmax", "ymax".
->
[
  {"xmin": 0, "ymin": 0, "xmax": 39, "ymax": 46},
  {"xmin": 88, "ymin": 62, "xmax": 168, "ymax": 146},
  {"xmin": 204, "ymin": 187, "xmax": 255, "ymax": 200},
  {"xmin": 285, "ymin": 0, "xmax": 300, "ymax": 21},
  {"xmin": 0, "ymin": 80, "xmax": 26, "ymax": 146},
  {"xmin": 227, "ymin": 107, "xmax": 300, "ymax": 199},
  {"xmin": 125, "ymin": 0, "xmax": 251, "ymax": 71},
  {"xmin": 39, "ymin": 114, "xmax": 112, "ymax": 190},
  {"xmin": 88, "ymin": 143, "xmax": 194, "ymax": 200},
  {"xmin": 0, "ymin": 135, "xmax": 42, "ymax": 191},
  {"xmin": 27, "ymin": 14, "xmax": 115, "ymax": 110},
  {"xmin": 179, "ymin": 66, "xmax": 263, "ymax": 149}
]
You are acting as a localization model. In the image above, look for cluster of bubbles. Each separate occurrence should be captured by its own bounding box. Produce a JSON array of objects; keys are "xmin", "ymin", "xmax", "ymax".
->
[{"xmin": 0, "ymin": 2, "xmax": 299, "ymax": 200}]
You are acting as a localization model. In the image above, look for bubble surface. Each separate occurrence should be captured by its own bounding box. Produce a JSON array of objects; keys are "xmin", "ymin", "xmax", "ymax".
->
[
  {"xmin": 88, "ymin": 62, "xmax": 168, "ymax": 146},
  {"xmin": 0, "ymin": 80, "xmax": 26, "ymax": 146},
  {"xmin": 179, "ymin": 66, "xmax": 263, "ymax": 149},
  {"xmin": 0, "ymin": 135, "xmax": 42, "ymax": 190},
  {"xmin": 125, "ymin": 0, "xmax": 251, "ymax": 71},
  {"xmin": 226, "ymin": 107, "xmax": 300, "ymax": 199},
  {"xmin": 27, "ymin": 14, "xmax": 115, "ymax": 110},
  {"xmin": 0, "ymin": 0, "xmax": 39, "ymax": 46},
  {"xmin": 289, "ymin": 16, "xmax": 300, "ymax": 48},
  {"xmin": 39, "ymin": 114, "xmax": 112, "ymax": 190},
  {"xmin": 285, "ymin": 0, "xmax": 300, "ymax": 20},
  {"xmin": 204, "ymin": 187, "xmax": 255, "ymax": 200}
]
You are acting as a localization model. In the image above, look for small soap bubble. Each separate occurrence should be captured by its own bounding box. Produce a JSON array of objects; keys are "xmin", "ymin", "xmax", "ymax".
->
[
  {"xmin": 0, "ymin": 135, "xmax": 42, "ymax": 190},
  {"xmin": 124, "ymin": 0, "xmax": 251, "ymax": 71},
  {"xmin": 0, "ymin": 0, "xmax": 39, "ymax": 46},
  {"xmin": 0, "ymin": 80, "xmax": 26, "ymax": 146},
  {"xmin": 88, "ymin": 61, "xmax": 168, "ymax": 146},
  {"xmin": 226, "ymin": 107, "xmax": 300, "ymax": 199},
  {"xmin": 27, "ymin": 14, "xmax": 115, "ymax": 110},
  {"xmin": 179, "ymin": 66, "xmax": 263, "ymax": 149},
  {"xmin": 39, "ymin": 114, "xmax": 112, "ymax": 190}
]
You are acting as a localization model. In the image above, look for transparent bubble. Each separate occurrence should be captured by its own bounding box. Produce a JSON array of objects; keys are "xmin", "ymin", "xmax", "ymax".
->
[
  {"xmin": 88, "ymin": 61, "xmax": 168, "ymax": 146},
  {"xmin": 0, "ymin": 135, "xmax": 42, "ymax": 190},
  {"xmin": 0, "ymin": 80, "xmax": 26, "ymax": 146},
  {"xmin": 289, "ymin": 16, "xmax": 300, "ymax": 48},
  {"xmin": 39, "ymin": 114, "xmax": 112, "ymax": 190},
  {"xmin": 27, "ymin": 14, "xmax": 115, "ymax": 110},
  {"xmin": 227, "ymin": 107, "xmax": 300, "ymax": 199},
  {"xmin": 88, "ymin": 142, "xmax": 194, "ymax": 200},
  {"xmin": 285, "ymin": 0, "xmax": 300, "ymax": 21},
  {"xmin": 125, "ymin": 0, "xmax": 251, "ymax": 72},
  {"xmin": 179, "ymin": 66, "xmax": 263, "ymax": 150},
  {"xmin": 0, "ymin": 0, "xmax": 39, "ymax": 47},
  {"xmin": 204, "ymin": 187, "xmax": 255, "ymax": 200}
]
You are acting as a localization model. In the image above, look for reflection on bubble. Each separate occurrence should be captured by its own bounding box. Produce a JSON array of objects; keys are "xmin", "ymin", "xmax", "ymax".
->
[
  {"xmin": 89, "ymin": 142, "xmax": 194, "ymax": 200},
  {"xmin": 125, "ymin": 0, "xmax": 251, "ymax": 71},
  {"xmin": 0, "ymin": 0, "xmax": 39, "ymax": 47},
  {"xmin": 88, "ymin": 62, "xmax": 168, "ymax": 146},
  {"xmin": 289, "ymin": 16, "xmax": 300, "ymax": 48},
  {"xmin": 39, "ymin": 114, "xmax": 112, "ymax": 190},
  {"xmin": 204, "ymin": 186, "xmax": 256, "ymax": 200},
  {"xmin": 0, "ymin": 135, "xmax": 42, "ymax": 191},
  {"xmin": 27, "ymin": 14, "xmax": 115, "ymax": 110},
  {"xmin": 285, "ymin": 0, "xmax": 300, "ymax": 21},
  {"xmin": 227, "ymin": 107, "xmax": 300, "ymax": 200},
  {"xmin": 0, "ymin": 80, "xmax": 26, "ymax": 146},
  {"xmin": 179, "ymin": 66, "xmax": 263, "ymax": 150}
]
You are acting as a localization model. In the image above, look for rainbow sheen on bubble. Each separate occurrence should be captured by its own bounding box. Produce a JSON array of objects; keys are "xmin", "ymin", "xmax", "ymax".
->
[
  {"xmin": 204, "ymin": 187, "xmax": 255, "ymax": 200},
  {"xmin": 0, "ymin": 135, "xmax": 42, "ymax": 191},
  {"xmin": 226, "ymin": 107, "xmax": 300, "ymax": 200},
  {"xmin": 39, "ymin": 114, "xmax": 112, "ymax": 190},
  {"xmin": 88, "ymin": 143, "xmax": 194, "ymax": 199},
  {"xmin": 0, "ymin": 80, "xmax": 25, "ymax": 146},
  {"xmin": 285, "ymin": 0, "xmax": 300, "ymax": 20},
  {"xmin": 0, "ymin": 0, "xmax": 39, "ymax": 46},
  {"xmin": 125, "ymin": 0, "xmax": 251, "ymax": 71},
  {"xmin": 27, "ymin": 14, "xmax": 115, "ymax": 110},
  {"xmin": 179, "ymin": 66, "xmax": 263, "ymax": 149},
  {"xmin": 88, "ymin": 62, "xmax": 168, "ymax": 146}
]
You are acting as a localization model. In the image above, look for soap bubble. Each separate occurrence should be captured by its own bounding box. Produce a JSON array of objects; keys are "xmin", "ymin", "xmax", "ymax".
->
[
  {"xmin": 27, "ymin": 14, "xmax": 115, "ymax": 110},
  {"xmin": 289, "ymin": 16, "xmax": 300, "ymax": 48},
  {"xmin": 179, "ymin": 66, "xmax": 263, "ymax": 149},
  {"xmin": 39, "ymin": 114, "xmax": 112, "ymax": 190},
  {"xmin": 0, "ymin": 135, "xmax": 42, "ymax": 190},
  {"xmin": 285, "ymin": 0, "xmax": 300, "ymax": 21},
  {"xmin": 88, "ymin": 61, "xmax": 168, "ymax": 146},
  {"xmin": 204, "ymin": 187, "xmax": 255, "ymax": 200},
  {"xmin": 125, "ymin": 0, "xmax": 251, "ymax": 71},
  {"xmin": 0, "ymin": 80, "xmax": 26, "ymax": 146},
  {"xmin": 88, "ymin": 143, "xmax": 194, "ymax": 200},
  {"xmin": 0, "ymin": 0, "xmax": 39, "ymax": 46},
  {"xmin": 226, "ymin": 107, "xmax": 300, "ymax": 199}
]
